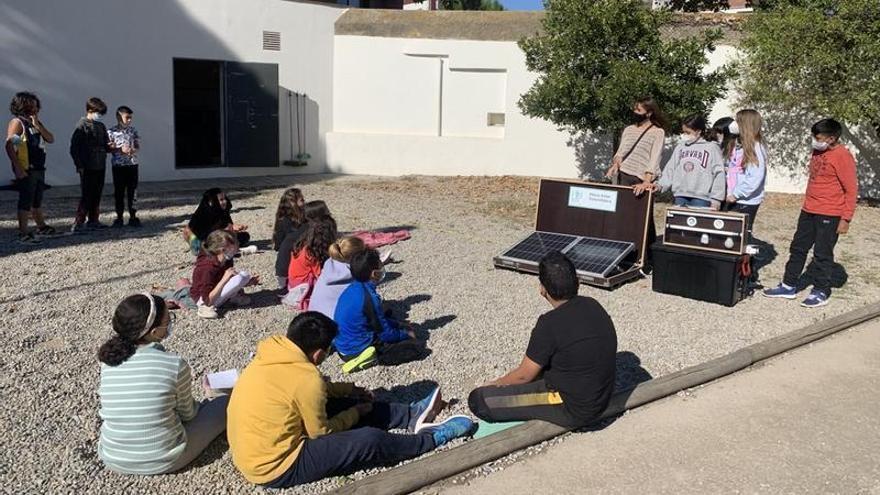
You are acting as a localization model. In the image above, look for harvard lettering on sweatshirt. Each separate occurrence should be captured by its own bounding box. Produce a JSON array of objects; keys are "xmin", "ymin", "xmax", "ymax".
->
[{"xmin": 658, "ymin": 138, "xmax": 726, "ymax": 203}]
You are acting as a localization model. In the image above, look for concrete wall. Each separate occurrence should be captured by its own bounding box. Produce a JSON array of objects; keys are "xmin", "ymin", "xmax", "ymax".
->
[
  {"xmin": 0, "ymin": 0, "xmax": 342, "ymax": 186},
  {"xmin": 328, "ymin": 36, "xmax": 577, "ymax": 178},
  {"xmin": 328, "ymin": 34, "xmax": 811, "ymax": 194}
]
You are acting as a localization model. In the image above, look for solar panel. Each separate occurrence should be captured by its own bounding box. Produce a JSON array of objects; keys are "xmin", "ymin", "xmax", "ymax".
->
[
  {"xmin": 501, "ymin": 231, "xmax": 578, "ymax": 262},
  {"xmin": 564, "ymin": 236, "xmax": 634, "ymax": 277},
  {"xmin": 497, "ymin": 232, "xmax": 634, "ymax": 279}
]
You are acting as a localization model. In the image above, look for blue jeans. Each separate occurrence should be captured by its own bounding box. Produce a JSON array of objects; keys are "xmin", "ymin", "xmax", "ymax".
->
[
  {"xmin": 262, "ymin": 398, "xmax": 435, "ymax": 488},
  {"xmin": 674, "ymin": 196, "xmax": 711, "ymax": 208}
]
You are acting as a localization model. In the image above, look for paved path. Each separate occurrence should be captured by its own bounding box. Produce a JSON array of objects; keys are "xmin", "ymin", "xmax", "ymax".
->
[{"xmin": 444, "ymin": 320, "xmax": 880, "ymax": 495}]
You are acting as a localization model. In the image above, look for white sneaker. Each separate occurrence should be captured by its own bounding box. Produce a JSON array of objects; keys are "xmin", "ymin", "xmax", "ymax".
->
[
  {"xmin": 380, "ymin": 249, "xmax": 393, "ymax": 264},
  {"xmin": 197, "ymin": 305, "xmax": 219, "ymax": 319}
]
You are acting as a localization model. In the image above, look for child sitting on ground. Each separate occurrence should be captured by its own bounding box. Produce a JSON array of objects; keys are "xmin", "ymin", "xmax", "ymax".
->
[
  {"xmin": 763, "ymin": 118, "xmax": 858, "ymax": 308},
  {"xmin": 108, "ymin": 105, "xmax": 141, "ymax": 228},
  {"xmin": 226, "ymin": 311, "xmax": 474, "ymax": 488},
  {"xmin": 272, "ymin": 188, "xmax": 306, "ymax": 288},
  {"xmin": 333, "ymin": 249, "xmax": 416, "ymax": 374},
  {"xmin": 97, "ymin": 293, "xmax": 229, "ymax": 474},
  {"xmin": 635, "ymin": 114, "xmax": 725, "ymax": 209},
  {"xmin": 185, "ymin": 188, "xmax": 250, "ymax": 255},
  {"xmin": 468, "ymin": 251, "xmax": 618, "ymax": 428},
  {"xmin": 276, "ymin": 200, "xmax": 335, "ymax": 291},
  {"xmin": 283, "ymin": 216, "xmax": 338, "ymax": 310},
  {"xmin": 192, "ymin": 230, "xmax": 260, "ymax": 319},
  {"xmin": 310, "ymin": 236, "xmax": 367, "ymax": 319}
]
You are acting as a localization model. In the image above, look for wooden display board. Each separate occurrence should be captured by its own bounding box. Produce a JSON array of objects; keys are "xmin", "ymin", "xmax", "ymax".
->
[
  {"xmin": 663, "ymin": 207, "xmax": 748, "ymax": 255},
  {"xmin": 494, "ymin": 178, "xmax": 652, "ymax": 288}
]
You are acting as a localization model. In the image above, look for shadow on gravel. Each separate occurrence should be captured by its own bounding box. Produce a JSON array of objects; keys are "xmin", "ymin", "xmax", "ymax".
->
[
  {"xmin": 749, "ymin": 236, "xmax": 778, "ymax": 286},
  {"xmin": 0, "ymin": 263, "xmax": 186, "ymax": 304},
  {"xmin": 797, "ymin": 260, "xmax": 849, "ymax": 291},
  {"xmin": 412, "ymin": 315, "xmax": 457, "ymax": 339},
  {"xmin": 370, "ymin": 379, "xmax": 440, "ymax": 403},
  {"xmin": 385, "ymin": 294, "xmax": 432, "ymax": 320},
  {"xmin": 0, "ymin": 188, "xmax": 266, "ymax": 258}
]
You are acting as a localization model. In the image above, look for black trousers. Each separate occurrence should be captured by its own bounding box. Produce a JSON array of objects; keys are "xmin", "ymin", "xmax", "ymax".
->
[
  {"xmin": 112, "ymin": 166, "xmax": 139, "ymax": 218},
  {"xmin": 726, "ymin": 203, "xmax": 760, "ymax": 242},
  {"xmin": 263, "ymin": 398, "xmax": 434, "ymax": 488},
  {"xmin": 783, "ymin": 210, "xmax": 840, "ymax": 295},
  {"xmin": 75, "ymin": 169, "xmax": 105, "ymax": 224},
  {"xmin": 468, "ymin": 379, "xmax": 587, "ymax": 429},
  {"xmin": 618, "ymin": 172, "xmax": 656, "ymax": 268}
]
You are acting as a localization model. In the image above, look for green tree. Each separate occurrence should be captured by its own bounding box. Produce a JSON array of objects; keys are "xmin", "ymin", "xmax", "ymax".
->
[
  {"xmin": 518, "ymin": 0, "xmax": 731, "ymax": 142},
  {"xmin": 739, "ymin": 0, "xmax": 880, "ymax": 137}
]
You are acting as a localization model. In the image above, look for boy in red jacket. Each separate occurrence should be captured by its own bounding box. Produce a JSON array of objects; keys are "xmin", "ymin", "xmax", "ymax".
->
[{"xmin": 763, "ymin": 119, "xmax": 858, "ymax": 308}]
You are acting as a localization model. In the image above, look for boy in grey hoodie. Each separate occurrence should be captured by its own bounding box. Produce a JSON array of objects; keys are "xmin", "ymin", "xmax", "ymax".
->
[
  {"xmin": 70, "ymin": 97, "xmax": 111, "ymax": 229},
  {"xmin": 639, "ymin": 114, "xmax": 726, "ymax": 209}
]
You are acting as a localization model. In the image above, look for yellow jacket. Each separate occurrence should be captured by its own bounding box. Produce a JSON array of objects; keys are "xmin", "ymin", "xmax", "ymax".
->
[{"xmin": 227, "ymin": 335, "xmax": 359, "ymax": 484}]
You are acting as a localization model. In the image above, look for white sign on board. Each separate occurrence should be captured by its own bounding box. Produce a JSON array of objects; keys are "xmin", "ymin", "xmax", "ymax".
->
[{"xmin": 568, "ymin": 186, "xmax": 618, "ymax": 212}]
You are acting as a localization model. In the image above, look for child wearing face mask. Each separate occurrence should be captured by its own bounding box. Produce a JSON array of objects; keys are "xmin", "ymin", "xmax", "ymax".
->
[
  {"xmin": 97, "ymin": 293, "xmax": 229, "ymax": 475},
  {"xmin": 191, "ymin": 229, "xmax": 260, "ymax": 319},
  {"xmin": 723, "ymin": 109, "xmax": 768, "ymax": 239},
  {"xmin": 636, "ymin": 114, "xmax": 725, "ymax": 209},
  {"xmin": 763, "ymin": 118, "xmax": 858, "ymax": 308},
  {"xmin": 108, "ymin": 106, "xmax": 141, "ymax": 228},
  {"xmin": 70, "ymin": 97, "xmax": 112, "ymax": 230},
  {"xmin": 333, "ymin": 249, "xmax": 416, "ymax": 374}
]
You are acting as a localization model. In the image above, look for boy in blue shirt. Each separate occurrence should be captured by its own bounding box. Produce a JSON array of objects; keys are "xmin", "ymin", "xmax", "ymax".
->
[{"xmin": 333, "ymin": 249, "xmax": 415, "ymax": 373}]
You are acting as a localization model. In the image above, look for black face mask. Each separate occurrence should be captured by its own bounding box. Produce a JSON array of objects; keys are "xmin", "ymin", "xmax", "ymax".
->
[{"xmin": 632, "ymin": 111, "xmax": 649, "ymax": 124}]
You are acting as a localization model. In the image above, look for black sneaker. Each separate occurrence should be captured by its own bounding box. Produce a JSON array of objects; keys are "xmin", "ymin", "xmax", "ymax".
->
[
  {"xmin": 128, "ymin": 217, "xmax": 142, "ymax": 228},
  {"xmin": 112, "ymin": 218, "xmax": 125, "ymax": 228},
  {"xmin": 86, "ymin": 221, "xmax": 109, "ymax": 230},
  {"xmin": 34, "ymin": 225, "xmax": 57, "ymax": 236},
  {"xmin": 18, "ymin": 232, "xmax": 41, "ymax": 245}
]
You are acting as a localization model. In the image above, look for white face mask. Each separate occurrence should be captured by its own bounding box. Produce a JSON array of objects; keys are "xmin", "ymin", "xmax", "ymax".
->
[
  {"xmin": 679, "ymin": 134, "xmax": 700, "ymax": 146},
  {"xmin": 90, "ymin": 113, "xmax": 102, "ymax": 121},
  {"xmin": 373, "ymin": 268, "xmax": 386, "ymax": 283},
  {"xmin": 811, "ymin": 139, "xmax": 830, "ymax": 151},
  {"xmin": 164, "ymin": 319, "xmax": 174, "ymax": 339},
  {"xmin": 728, "ymin": 121, "xmax": 740, "ymax": 135},
  {"xmin": 223, "ymin": 249, "xmax": 236, "ymax": 261}
]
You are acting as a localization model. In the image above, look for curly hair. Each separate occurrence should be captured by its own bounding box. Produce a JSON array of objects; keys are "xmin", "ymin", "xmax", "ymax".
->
[
  {"xmin": 98, "ymin": 294, "xmax": 167, "ymax": 366},
  {"xmin": 272, "ymin": 188, "xmax": 305, "ymax": 248},
  {"xmin": 9, "ymin": 92, "xmax": 40, "ymax": 117},
  {"xmin": 294, "ymin": 218, "xmax": 338, "ymax": 266}
]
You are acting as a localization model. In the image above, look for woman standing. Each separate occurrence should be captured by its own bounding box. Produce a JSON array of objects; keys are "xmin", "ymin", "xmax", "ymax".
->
[{"xmin": 606, "ymin": 97, "xmax": 667, "ymax": 271}]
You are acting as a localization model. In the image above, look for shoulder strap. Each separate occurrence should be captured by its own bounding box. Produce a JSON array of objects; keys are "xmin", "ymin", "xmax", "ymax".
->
[
  {"xmin": 620, "ymin": 124, "xmax": 654, "ymax": 163},
  {"xmin": 361, "ymin": 284, "xmax": 383, "ymax": 335}
]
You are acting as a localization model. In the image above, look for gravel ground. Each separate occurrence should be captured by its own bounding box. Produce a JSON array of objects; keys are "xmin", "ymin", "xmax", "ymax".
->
[{"xmin": 1, "ymin": 174, "xmax": 878, "ymax": 494}]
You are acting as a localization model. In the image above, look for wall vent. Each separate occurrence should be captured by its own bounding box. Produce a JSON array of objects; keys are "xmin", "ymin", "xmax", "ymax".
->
[
  {"xmin": 262, "ymin": 31, "xmax": 281, "ymax": 51},
  {"xmin": 487, "ymin": 112, "xmax": 506, "ymax": 127}
]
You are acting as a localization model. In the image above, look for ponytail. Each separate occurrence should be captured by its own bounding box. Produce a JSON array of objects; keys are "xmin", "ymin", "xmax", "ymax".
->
[{"xmin": 98, "ymin": 336, "xmax": 138, "ymax": 367}]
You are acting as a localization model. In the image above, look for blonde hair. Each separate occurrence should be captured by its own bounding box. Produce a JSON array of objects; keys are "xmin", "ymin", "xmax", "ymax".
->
[
  {"xmin": 203, "ymin": 230, "xmax": 236, "ymax": 255},
  {"xmin": 729, "ymin": 109, "xmax": 764, "ymax": 168},
  {"xmin": 328, "ymin": 236, "xmax": 366, "ymax": 263}
]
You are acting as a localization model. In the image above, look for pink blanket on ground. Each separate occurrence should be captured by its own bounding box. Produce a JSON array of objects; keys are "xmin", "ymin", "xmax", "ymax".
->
[{"xmin": 353, "ymin": 229, "xmax": 411, "ymax": 249}]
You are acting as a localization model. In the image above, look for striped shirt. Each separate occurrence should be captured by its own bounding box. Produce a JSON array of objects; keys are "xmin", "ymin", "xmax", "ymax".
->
[
  {"xmin": 616, "ymin": 125, "xmax": 666, "ymax": 179},
  {"xmin": 98, "ymin": 343, "xmax": 198, "ymax": 475}
]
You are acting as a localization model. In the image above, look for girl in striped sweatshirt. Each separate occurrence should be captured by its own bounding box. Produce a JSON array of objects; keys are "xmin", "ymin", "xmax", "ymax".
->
[{"xmin": 97, "ymin": 294, "xmax": 228, "ymax": 475}]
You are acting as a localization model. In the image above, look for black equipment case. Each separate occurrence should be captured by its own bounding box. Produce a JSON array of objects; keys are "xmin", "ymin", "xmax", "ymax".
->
[{"xmin": 651, "ymin": 240, "xmax": 750, "ymax": 306}]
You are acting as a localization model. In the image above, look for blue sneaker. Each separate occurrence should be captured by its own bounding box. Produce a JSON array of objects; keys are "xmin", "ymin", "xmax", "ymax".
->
[
  {"xmin": 419, "ymin": 415, "xmax": 476, "ymax": 447},
  {"xmin": 801, "ymin": 289, "xmax": 829, "ymax": 308},
  {"xmin": 407, "ymin": 386, "xmax": 443, "ymax": 432},
  {"xmin": 762, "ymin": 283, "xmax": 798, "ymax": 299}
]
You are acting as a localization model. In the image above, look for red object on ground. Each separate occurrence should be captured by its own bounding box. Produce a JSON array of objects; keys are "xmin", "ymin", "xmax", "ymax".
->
[{"xmin": 353, "ymin": 229, "xmax": 411, "ymax": 249}]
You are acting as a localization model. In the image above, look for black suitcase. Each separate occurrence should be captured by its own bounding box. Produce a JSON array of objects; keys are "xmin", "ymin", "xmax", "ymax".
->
[{"xmin": 651, "ymin": 241, "xmax": 751, "ymax": 306}]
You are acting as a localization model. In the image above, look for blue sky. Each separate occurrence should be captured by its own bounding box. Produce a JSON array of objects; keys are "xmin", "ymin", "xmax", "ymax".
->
[{"xmin": 499, "ymin": 0, "xmax": 544, "ymax": 10}]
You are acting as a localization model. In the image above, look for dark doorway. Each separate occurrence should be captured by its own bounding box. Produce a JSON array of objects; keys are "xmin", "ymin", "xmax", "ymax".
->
[
  {"xmin": 173, "ymin": 58, "xmax": 279, "ymax": 168},
  {"xmin": 174, "ymin": 59, "xmax": 223, "ymax": 167}
]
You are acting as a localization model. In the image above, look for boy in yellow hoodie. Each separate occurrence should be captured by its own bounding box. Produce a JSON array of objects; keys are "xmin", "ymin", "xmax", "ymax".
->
[{"xmin": 227, "ymin": 311, "xmax": 475, "ymax": 488}]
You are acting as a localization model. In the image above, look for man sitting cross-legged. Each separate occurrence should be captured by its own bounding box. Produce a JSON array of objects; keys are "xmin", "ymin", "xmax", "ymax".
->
[
  {"xmin": 227, "ymin": 311, "xmax": 475, "ymax": 488},
  {"xmin": 468, "ymin": 251, "xmax": 618, "ymax": 428}
]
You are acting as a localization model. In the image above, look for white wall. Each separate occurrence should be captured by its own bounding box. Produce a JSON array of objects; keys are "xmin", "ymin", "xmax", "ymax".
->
[
  {"xmin": 0, "ymin": 0, "xmax": 342, "ymax": 186},
  {"xmin": 329, "ymin": 36, "xmax": 578, "ymax": 178},
  {"xmin": 328, "ymin": 35, "xmax": 808, "ymax": 193}
]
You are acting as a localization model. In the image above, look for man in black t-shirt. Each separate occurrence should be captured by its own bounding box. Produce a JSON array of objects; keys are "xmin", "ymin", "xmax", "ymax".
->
[{"xmin": 468, "ymin": 251, "xmax": 617, "ymax": 428}]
